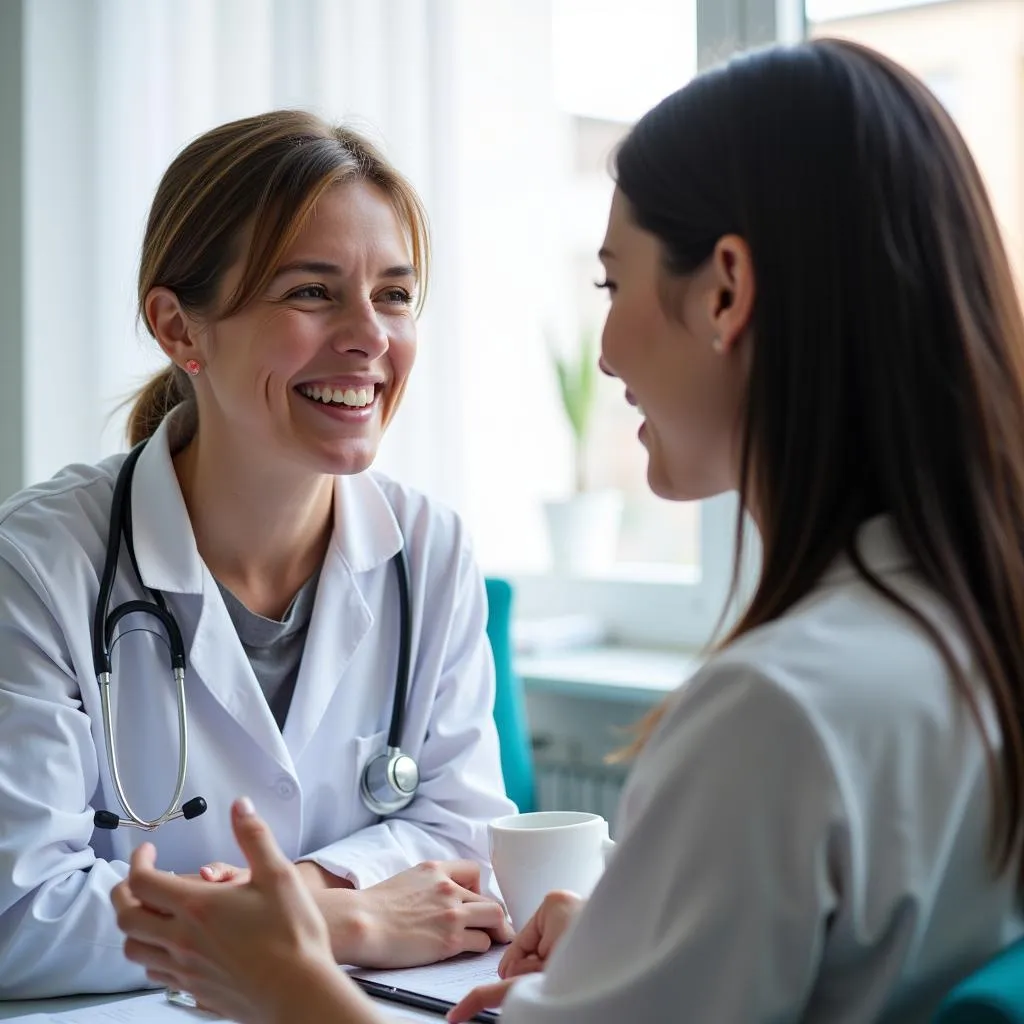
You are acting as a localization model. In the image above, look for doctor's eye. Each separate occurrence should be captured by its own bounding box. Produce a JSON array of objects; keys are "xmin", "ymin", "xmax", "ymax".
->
[
  {"xmin": 286, "ymin": 283, "xmax": 330, "ymax": 301},
  {"xmin": 377, "ymin": 287, "xmax": 415, "ymax": 306},
  {"xmin": 594, "ymin": 278, "xmax": 617, "ymax": 297}
]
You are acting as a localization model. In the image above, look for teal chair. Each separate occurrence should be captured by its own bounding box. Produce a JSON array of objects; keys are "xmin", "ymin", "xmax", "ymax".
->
[
  {"xmin": 934, "ymin": 939, "xmax": 1024, "ymax": 1022},
  {"xmin": 484, "ymin": 577, "xmax": 536, "ymax": 813}
]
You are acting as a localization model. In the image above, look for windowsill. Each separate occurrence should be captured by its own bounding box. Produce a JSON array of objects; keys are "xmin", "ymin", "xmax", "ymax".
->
[
  {"xmin": 508, "ymin": 564, "xmax": 701, "ymax": 586},
  {"xmin": 515, "ymin": 644, "xmax": 702, "ymax": 705}
]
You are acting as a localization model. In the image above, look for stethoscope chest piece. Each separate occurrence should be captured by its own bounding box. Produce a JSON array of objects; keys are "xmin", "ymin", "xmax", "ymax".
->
[{"xmin": 359, "ymin": 746, "xmax": 420, "ymax": 816}]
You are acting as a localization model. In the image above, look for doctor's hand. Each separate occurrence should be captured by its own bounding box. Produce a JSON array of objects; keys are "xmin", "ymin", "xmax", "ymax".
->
[
  {"xmin": 112, "ymin": 797, "xmax": 373, "ymax": 1024},
  {"xmin": 324, "ymin": 860, "xmax": 515, "ymax": 969},
  {"xmin": 198, "ymin": 861, "xmax": 250, "ymax": 884},
  {"xmin": 200, "ymin": 859, "xmax": 343, "ymax": 889}
]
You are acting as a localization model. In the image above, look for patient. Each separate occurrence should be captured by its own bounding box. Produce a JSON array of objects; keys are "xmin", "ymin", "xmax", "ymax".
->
[{"xmin": 113, "ymin": 38, "xmax": 1024, "ymax": 1023}]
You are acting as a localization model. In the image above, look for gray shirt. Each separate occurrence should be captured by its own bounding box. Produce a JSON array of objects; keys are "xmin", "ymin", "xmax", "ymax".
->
[{"xmin": 217, "ymin": 571, "xmax": 320, "ymax": 729}]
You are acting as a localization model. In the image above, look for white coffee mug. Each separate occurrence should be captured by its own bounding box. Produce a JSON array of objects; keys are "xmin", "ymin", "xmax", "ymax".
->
[{"xmin": 488, "ymin": 810, "xmax": 615, "ymax": 931}]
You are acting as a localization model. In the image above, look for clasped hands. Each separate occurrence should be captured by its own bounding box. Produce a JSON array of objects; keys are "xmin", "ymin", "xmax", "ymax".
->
[{"xmin": 111, "ymin": 799, "xmax": 583, "ymax": 1023}]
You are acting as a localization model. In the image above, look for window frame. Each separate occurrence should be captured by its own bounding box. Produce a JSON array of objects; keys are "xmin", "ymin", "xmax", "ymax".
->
[{"xmin": 510, "ymin": 493, "xmax": 752, "ymax": 649}]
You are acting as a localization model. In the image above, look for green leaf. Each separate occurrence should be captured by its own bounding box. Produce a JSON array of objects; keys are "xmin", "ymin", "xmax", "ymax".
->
[{"xmin": 550, "ymin": 327, "xmax": 599, "ymax": 445}]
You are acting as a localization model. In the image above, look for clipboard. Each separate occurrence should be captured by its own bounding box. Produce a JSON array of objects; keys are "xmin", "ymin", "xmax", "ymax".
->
[{"xmin": 351, "ymin": 976, "xmax": 499, "ymax": 1022}]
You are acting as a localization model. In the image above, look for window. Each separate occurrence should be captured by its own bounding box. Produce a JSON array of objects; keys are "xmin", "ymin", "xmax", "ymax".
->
[
  {"xmin": 450, "ymin": 0, "xmax": 730, "ymax": 648},
  {"xmin": 807, "ymin": 0, "xmax": 1024, "ymax": 285},
  {"xmin": 430, "ymin": 0, "xmax": 743, "ymax": 647}
]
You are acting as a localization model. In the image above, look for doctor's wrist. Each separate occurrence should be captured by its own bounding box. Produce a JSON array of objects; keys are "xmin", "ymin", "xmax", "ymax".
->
[
  {"xmin": 295, "ymin": 859, "xmax": 356, "ymax": 891},
  {"xmin": 304, "ymin": 885, "xmax": 374, "ymax": 963}
]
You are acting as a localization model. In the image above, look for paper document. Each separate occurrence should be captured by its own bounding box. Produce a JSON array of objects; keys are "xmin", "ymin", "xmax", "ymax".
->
[
  {"xmin": 52, "ymin": 994, "xmax": 217, "ymax": 1022},
  {"xmin": 1, "ymin": 992, "xmax": 222, "ymax": 1023},
  {"xmin": 350, "ymin": 945, "xmax": 504, "ymax": 1004},
  {"xmin": 1, "ymin": 988, "xmax": 451, "ymax": 1024}
]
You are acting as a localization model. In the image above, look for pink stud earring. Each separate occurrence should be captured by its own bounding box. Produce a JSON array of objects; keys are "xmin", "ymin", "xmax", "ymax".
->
[
  {"xmin": 711, "ymin": 336, "xmax": 724, "ymax": 354},
  {"xmin": 184, "ymin": 358, "xmax": 201, "ymax": 377}
]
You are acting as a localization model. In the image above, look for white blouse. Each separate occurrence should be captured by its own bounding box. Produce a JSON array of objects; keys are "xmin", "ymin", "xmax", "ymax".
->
[{"xmin": 503, "ymin": 517, "xmax": 1024, "ymax": 1023}]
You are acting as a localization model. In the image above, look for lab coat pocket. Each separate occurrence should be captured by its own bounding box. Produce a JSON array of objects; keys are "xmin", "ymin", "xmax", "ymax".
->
[
  {"xmin": 349, "ymin": 729, "xmax": 392, "ymax": 827},
  {"xmin": 300, "ymin": 727, "xmax": 389, "ymax": 851}
]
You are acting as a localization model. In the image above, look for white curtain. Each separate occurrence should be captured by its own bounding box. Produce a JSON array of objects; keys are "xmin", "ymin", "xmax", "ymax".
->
[{"xmin": 21, "ymin": 0, "xmax": 466, "ymax": 508}]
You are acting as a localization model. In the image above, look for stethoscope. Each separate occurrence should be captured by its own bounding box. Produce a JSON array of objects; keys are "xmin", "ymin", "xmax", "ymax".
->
[{"xmin": 91, "ymin": 440, "xmax": 420, "ymax": 832}]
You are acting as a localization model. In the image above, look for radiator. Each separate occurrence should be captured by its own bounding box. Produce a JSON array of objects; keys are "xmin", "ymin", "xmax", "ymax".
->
[{"xmin": 532, "ymin": 748, "xmax": 630, "ymax": 837}]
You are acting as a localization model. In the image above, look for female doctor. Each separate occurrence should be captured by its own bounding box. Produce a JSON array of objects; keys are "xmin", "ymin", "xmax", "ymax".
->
[
  {"xmin": 116, "ymin": 39, "xmax": 1024, "ymax": 1024},
  {"xmin": 0, "ymin": 110, "xmax": 515, "ymax": 999}
]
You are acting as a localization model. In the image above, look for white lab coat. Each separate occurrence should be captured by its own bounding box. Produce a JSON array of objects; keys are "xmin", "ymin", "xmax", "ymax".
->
[
  {"xmin": 504, "ymin": 517, "xmax": 1024, "ymax": 1024},
  {"xmin": 0, "ymin": 416, "xmax": 514, "ymax": 998}
]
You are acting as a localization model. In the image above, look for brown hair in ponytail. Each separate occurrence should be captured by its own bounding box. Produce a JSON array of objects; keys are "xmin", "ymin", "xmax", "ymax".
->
[
  {"xmin": 125, "ymin": 365, "xmax": 192, "ymax": 447},
  {"xmin": 125, "ymin": 109, "xmax": 430, "ymax": 444}
]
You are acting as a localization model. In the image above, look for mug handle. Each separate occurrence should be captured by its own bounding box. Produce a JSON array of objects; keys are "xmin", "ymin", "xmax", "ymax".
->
[{"xmin": 601, "ymin": 836, "xmax": 616, "ymax": 862}]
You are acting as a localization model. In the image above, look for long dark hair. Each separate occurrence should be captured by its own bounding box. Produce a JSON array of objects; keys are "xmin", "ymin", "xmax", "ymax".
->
[{"xmin": 615, "ymin": 39, "xmax": 1024, "ymax": 890}]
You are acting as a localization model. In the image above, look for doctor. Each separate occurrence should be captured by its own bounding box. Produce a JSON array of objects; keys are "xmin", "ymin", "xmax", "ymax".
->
[
  {"xmin": 115, "ymin": 39, "xmax": 1024, "ymax": 1023},
  {"xmin": 0, "ymin": 110, "xmax": 514, "ymax": 1000}
]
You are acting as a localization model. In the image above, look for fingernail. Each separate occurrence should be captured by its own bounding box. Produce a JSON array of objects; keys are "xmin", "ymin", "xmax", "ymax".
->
[{"xmin": 236, "ymin": 796, "xmax": 255, "ymax": 817}]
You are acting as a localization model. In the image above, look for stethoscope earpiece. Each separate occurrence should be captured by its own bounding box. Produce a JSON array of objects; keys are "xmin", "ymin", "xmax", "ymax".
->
[
  {"xmin": 93, "ymin": 795, "xmax": 208, "ymax": 831},
  {"xmin": 182, "ymin": 796, "xmax": 208, "ymax": 819}
]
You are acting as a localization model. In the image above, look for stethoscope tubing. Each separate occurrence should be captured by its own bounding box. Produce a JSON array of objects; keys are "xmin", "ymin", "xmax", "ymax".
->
[{"xmin": 91, "ymin": 440, "xmax": 418, "ymax": 831}]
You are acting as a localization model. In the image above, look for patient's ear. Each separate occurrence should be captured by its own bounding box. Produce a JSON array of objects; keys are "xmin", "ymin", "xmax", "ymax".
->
[{"xmin": 707, "ymin": 234, "xmax": 755, "ymax": 354}]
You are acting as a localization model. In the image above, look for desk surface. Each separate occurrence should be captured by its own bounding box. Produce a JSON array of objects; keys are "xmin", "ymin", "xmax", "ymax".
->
[
  {"xmin": 0, "ymin": 989, "xmax": 438, "ymax": 1022},
  {"xmin": 516, "ymin": 645, "xmax": 699, "ymax": 704}
]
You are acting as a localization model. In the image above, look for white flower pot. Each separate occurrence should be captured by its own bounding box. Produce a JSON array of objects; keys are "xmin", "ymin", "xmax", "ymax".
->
[{"xmin": 544, "ymin": 491, "xmax": 624, "ymax": 576}]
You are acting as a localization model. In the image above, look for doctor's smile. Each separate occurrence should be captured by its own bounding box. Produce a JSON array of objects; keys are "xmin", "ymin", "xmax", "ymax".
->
[{"xmin": 295, "ymin": 380, "xmax": 383, "ymax": 414}]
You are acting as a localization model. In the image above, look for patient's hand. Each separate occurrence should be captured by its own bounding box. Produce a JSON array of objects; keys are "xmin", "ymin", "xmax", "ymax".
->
[
  {"xmin": 498, "ymin": 889, "xmax": 583, "ymax": 978},
  {"xmin": 447, "ymin": 889, "xmax": 585, "ymax": 1023},
  {"xmin": 112, "ymin": 798, "xmax": 355, "ymax": 1024}
]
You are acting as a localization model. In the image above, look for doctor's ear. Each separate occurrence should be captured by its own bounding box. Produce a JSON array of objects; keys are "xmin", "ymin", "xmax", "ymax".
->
[
  {"xmin": 144, "ymin": 287, "xmax": 206, "ymax": 370},
  {"xmin": 707, "ymin": 235, "xmax": 755, "ymax": 355}
]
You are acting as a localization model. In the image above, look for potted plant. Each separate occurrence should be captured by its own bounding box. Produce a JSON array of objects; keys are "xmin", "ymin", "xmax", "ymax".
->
[{"xmin": 544, "ymin": 328, "xmax": 623, "ymax": 575}]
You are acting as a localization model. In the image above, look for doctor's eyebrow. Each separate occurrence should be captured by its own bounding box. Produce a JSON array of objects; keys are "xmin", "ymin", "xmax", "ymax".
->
[{"xmin": 272, "ymin": 260, "xmax": 418, "ymax": 281}]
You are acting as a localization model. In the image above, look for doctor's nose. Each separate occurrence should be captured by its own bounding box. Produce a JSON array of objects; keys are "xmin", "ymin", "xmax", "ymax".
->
[{"xmin": 331, "ymin": 302, "xmax": 390, "ymax": 360}]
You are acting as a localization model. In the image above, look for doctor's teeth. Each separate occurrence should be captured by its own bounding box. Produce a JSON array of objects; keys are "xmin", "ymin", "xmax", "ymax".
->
[{"xmin": 299, "ymin": 385, "xmax": 376, "ymax": 407}]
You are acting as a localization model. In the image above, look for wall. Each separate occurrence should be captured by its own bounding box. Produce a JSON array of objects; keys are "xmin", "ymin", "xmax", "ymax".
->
[{"xmin": 0, "ymin": 0, "xmax": 24, "ymax": 501}]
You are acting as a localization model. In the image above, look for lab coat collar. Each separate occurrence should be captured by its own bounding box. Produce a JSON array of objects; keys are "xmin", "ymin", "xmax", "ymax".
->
[
  {"xmin": 129, "ymin": 413, "xmax": 405, "ymax": 595},
  {"xmin": 821, "ymin": 515, "xmax": 914, "ymax": 585},
  {"xmin": 130, "ymin": 415, "xmax": 205, "ymax": 595},
  {"xmin": 330, "ymin": 471, "xmax": 404, "ymax": 573}
]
